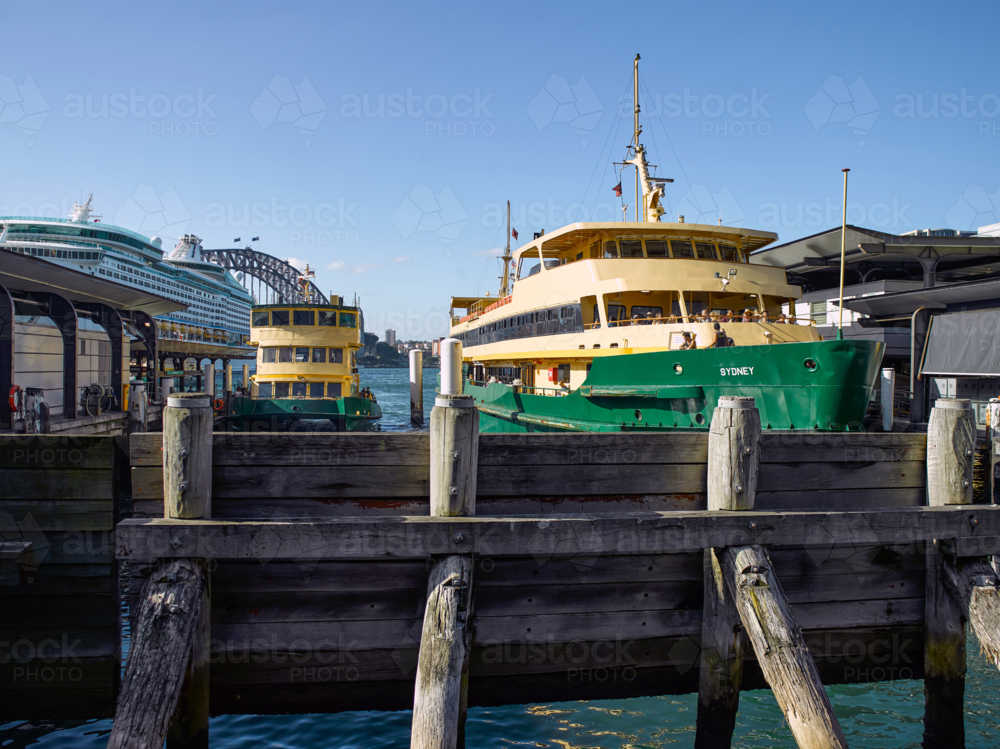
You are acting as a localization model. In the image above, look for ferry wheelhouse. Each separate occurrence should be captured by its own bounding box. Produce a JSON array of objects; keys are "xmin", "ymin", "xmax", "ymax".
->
[
  {"xmin": 226, "ymin": 275, "xmax": 381, "ymax": 431},
  {"xmin": 447, "ymin": 58, "xmax": 883, "ymax": 433}
]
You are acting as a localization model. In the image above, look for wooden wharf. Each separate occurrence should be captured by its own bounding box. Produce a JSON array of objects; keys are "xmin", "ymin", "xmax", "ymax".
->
[{"xmin": 2, "ymin": 393, "xmax": 1000, "ymax": 748}]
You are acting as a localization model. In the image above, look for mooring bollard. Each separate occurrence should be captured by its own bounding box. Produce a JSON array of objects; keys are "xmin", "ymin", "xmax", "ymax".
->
[
  {"xmin": 410, "ymin": 349, "xmax": 424, "ymax": 427},
  {"xmin": 882, "ymin": 368, "xmax": 896, "ymax": 432},
  {"xmin": 412, "ymin": 338, "xmax": 477, "ymax": 749},
  {"xmin": 707, "ymin": 396, "xmax": 760, "ymax": 511},
  {"xmin": 224, "ymin": 363, "xmax": 232, "ymax": 396},
  {"xmin": 927, "ymin": 398, "xmax": 976, "ymax": 507},
  {"xmin": 203, "ymin": 363, "xmax": 215, "ymax": 400},
  {"xmin": 164, "ymin": 393, "xmax": 213, "ymax": 519},
  {"xmin": 241, "ymin": 364, "xmax": 249, "ymax": 394}
]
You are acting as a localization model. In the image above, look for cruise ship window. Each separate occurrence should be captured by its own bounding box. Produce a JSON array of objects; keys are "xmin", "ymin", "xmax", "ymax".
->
[
  {"xmin": 329, "ymin": 348, "xmax": 344, "ymax": 363},
  {"xmin": 271, "ymin": 310, "xmax": 290, "ymax": 326},
  {"xmin": 274, "ymin": 382, "xmax": 290, "ymax": 397},
  {"xmin": 262, "ymin": 348, "xmax": 277, "ymax": 363},
  {"xmin": 696, "ymin": 242, "xmax": 717, "ymax": 260},
  {"xmin": 309, "ymin": 383, "xmax": 324, "ymax": 398},
  {"xmin": 327, "ymin": 382, "xmax": 343, "ymax": 398},
  {"xmin": 603, "ymin": 241, "xmax": 619, "ymax": 258},
  {"xmin": 620, "ymin": 240, "xmax": 644, "ymax": 258},
  {"xmin": 339, "ymin": 312, "xmax": 357, "ymax": 328},
  {"xmin": 292, "ymin": 382, "xmax": 307, "ymax": 397},
  {"xmin": 312, "ymin": 348, "xmax": 327, "ymax": 363},
  {"xmin": 318, "ymin": 310, "xmax": 337, "ymax": 326},
  {"xmin": 258, "ymin": 383, "xmax": 273, "ymax": 398},
  {"xmin": 294, "ymin": 310, "xmax": 314, "ymax": 326},
  {"xmin": 671, "ymin": 241, "xmax": 694, "ymax": 258},
  {"xmin": 645, "ymin": 239, "xmax": 668, "ymax": 257},
  {"xmin": 295, "ymin": 347, "xmax": 310, "ymax": 363},
  {"xmin": 278, "ymin": 347, "xmax": 293, "ymax": 363}
]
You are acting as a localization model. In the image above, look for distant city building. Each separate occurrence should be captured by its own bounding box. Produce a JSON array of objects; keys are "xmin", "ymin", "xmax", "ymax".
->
[
  {"xmin": 431, "ymin": 337, "xmax": 444, "ymax": 356},
  {"xmin": 385, "ymin": 329, "xmax": 396, "ymax": 346}
]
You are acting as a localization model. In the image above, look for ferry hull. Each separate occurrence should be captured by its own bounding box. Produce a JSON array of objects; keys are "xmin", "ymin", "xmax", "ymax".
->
[
  {"xmin": 464, "ymin": 339, "xmax": 883, "ymax": 433},
  {"xmin": 223, "ymin": 396, "xmax": 382, "ymax": 432}
]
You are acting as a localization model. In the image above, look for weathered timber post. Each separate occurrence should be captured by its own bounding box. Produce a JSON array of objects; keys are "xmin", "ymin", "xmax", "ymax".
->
[
  {"xmin": 881, "ymin": 367, "xmax": 895, "ymax": 432},
  {"xmin": 927, "ymin": 398, "xmax": 976, "ymax": 506},
  {"xmin": 721, "ymin": 546, "xmax": 848, "ymax": 749},
  {"xmin": 203, "ymin": 362, "xmax": 215, "ymax": 399},
  {"xmin": 412, "ymin": 339, "xmax": 476, "ymax": 749},
  {"xmin": 107, "ymin": 560, "xmax": 209, "ymax": 749},
  {"xmin": 942, "ymin": 557, "xmax": 1000, "ymax": 670},
  {"xmin": 242, "ymin": 364, "xmax": 250, "ymax": 393},
  {"xmin": 224, "ymin": 362, "xmax": 232, "ymax": 395},
  {"xmin": 410, "ymin": 349, "xmax": 424, "ymax": 427},
  {"xmin": 924, "ymin": 398, "xmax": 975, "ymax": 748},
  {"xmin": 164, "ymin": 394, "xmax": 213, "ymax": 519},
  {"xmin": 707, "ymin": 396, "xmax": 760, "ymax": 512},
  {"xmin": 696, "ymin": 396, "xmax": 759, "ymax": 748},
  {"xmin": 109, "ymin": 394, "xmax": 213, "ymax": 748}
]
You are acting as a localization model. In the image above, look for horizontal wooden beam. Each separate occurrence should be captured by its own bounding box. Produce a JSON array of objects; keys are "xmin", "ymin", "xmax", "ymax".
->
[{"xmin": 116, "ymin": 507, "xmax": 1000, "ymax": 562}]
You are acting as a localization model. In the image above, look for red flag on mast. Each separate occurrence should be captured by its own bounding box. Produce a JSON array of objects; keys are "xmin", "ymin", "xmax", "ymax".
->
[
  {"xmin": 613, "ymin": 181, "xmax": 622, "ymax": 197},
  {"xmin": 511, "ymin": 228, "xmax": 518, "ymax": 240}
]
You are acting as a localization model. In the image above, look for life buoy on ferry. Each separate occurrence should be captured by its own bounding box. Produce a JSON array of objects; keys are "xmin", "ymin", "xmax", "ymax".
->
[
  {"xmin": 213, "ymin": 398, "xmax": 224, "ymax": 412},
  {"xmin": 8, "ymin": 385, "xmax": 22, "ymax": 412}
]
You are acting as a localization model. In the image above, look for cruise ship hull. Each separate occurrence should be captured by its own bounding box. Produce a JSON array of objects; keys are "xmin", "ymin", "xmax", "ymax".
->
[
  {"xmin": 223, "ymin": 396, "xmax": 382, "ymax": 432},
  {"xmin": 464, "ymin": 339, "xmax": 884, "ymax": 433}
]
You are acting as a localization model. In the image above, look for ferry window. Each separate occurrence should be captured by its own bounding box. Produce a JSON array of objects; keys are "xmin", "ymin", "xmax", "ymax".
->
[
  {"xmin": 589, "ymin": 242, "xmax": 601, "ymax": 259},
  {"xmin": 312, "ymin": 348, "xmax": 327, "ymax": 363},
  {"xmin": 696, "ymin": 242, "xmax": 717, "ymax": 260},
  {"xmin": 257, "ymin": 383, "xmax": 272, "ymax": 398},
  {"xmin": 278, "ymin": 347, "xmax": 293, "ymax": 363},
  {"xmin": 292, "ymin": 382, "xmax": 307, "ymax": 397},
  {"xmin": 576, "ymin": 252, "xmax": 583, "ymax": 260},
  {"xmin": 262, "ymin": 348, "xmax": 277, "ymax": 363},
  {"xmin": 318, "ymin": 310, "xmax": 337, "ymax": 326},
  {"xmin": 295, "ymin": 347, "xmax": 310, "ymax": 363},
  {"xmin": 620, "ymin": 240, "xmax": 644, "ymax": 258},
  {"xmin": 294, "ymin": 310, "xmax": 314, "ymax": 326},
  {"xmin": 592, "ymin": 305, "xmax": 602, "ymax": 326},
  {"xmin": 671, "ymin": 241, "xmax": 694, "ymax": 258},
  {"xmin": 329, "ymin": 348, "xmax": 344, "ymax": 363},
  {"xmin": 645, "ymin": 239, "xmax": 668, "ymax": 257},
  {"xmin": 274, "ymin": 382, "xmax": 290, "ymax": 397},
  {"xmin": 603, "ymin": 241, "xmax": 619, "ymax": 258},
  {"xmin": 327, "ymin": 382, "xmax": 343, "ymax": 398},
  {"xmin": 631, "ymin": 305, "xmax": 663, "ymax": 320},
  {"xmin": 271, "ymin": 310, "xmax": 290, "ymax": 326},
  {"xmin": 718, "ymin": 244, "xmax": 739, "ymax": 262},
  {"xmin": 252, "ymin": 311, "xmax": 269, "ymax": 327},
  {"xmin": 309, "ymin": 383, "xmax": 325, "ymax": 398},
  {"xmin": 607, "ymin": 303, "xmax": 627, "ymax": 326},
  {"xmin": 339, "ymin": 312, "xmax": 357, "ymax": 328}
]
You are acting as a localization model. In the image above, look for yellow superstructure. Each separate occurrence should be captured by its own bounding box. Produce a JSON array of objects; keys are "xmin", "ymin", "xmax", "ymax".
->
[
  {"xmin": 449, "ymin": 222, "xmax": 821, "ymax": 391},
  {"xmin": 249, "ymin": 304, "xmax": 362, "ymax": 399}
]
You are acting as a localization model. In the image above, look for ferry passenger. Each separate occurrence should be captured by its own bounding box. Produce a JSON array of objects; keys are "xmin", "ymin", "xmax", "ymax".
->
[
  {"xmin": 776, "ymin": 313, "xmax": 788, "ymax": 324},
  {"xmin": 667, "ymin": 313, "xmax": 678, "ymax": 324},
  {"xmin": 557, "ymin": 380, "xmax": 570, "ymax": 395},
  {"xmin": 711, "ymin": 322, "xmax": 728, "ymax": 348},
  {"xmin": 645, "ymin": 312, "xmax": 655, "ymax": 324},
  {"xmin": 680, "ymin": 332, "xmax": 697, "ymax": 350},
  {"xmin": 760, "ymin": 310, "xmax": 770, "ymax": 323},
  {"xmin": 721, "ymin": 309, "xmax": 734, "ymax": 323},
  {"xmin": 741, "ymin": 310, "xmax": 752, "ymax": 323}
]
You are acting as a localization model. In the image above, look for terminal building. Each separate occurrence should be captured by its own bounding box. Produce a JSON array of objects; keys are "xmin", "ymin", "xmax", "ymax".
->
[{"xmin": 753, "ymin": 223, "xmax": 1000, "ymax": 424}]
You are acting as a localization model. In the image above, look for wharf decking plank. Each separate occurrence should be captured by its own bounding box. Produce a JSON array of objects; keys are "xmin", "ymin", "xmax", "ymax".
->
[{"xmin": 0, "ymin": 469, "xmax": 113, "ymax": 500}]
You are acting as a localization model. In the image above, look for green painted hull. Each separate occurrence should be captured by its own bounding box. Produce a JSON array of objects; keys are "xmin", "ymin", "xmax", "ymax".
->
[
  {"xmin": 465, "ymin": 340, "xmax": 884, "ymax": 433},
  {"xmin": 223, "ymin": 396, "xmax": 382, "ymax": 432}
]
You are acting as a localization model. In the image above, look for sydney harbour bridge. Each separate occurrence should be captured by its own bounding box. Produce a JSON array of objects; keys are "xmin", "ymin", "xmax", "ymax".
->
[{"xmin": 201, "ymin": 245, "xmax": 329, "ymax": 305}]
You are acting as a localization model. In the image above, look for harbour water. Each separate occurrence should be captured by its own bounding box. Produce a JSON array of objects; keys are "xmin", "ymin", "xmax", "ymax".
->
[{"xmin": 3, "ymin": 365, "xmax": 999, "ymax": 748}]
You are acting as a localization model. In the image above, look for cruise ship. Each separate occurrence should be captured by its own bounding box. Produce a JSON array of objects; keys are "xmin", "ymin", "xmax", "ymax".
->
[{"xmin": 0, "ymin": 196, "xmax": 253, "ymax": 348}]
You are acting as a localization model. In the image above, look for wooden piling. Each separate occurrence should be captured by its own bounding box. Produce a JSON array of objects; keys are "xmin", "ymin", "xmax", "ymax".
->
[
  {"xmin": 410, "ymin": 349, "xmax": 424, "ymax": 427},
  {"xmin": 164, "ymin": 394, "xmax": 213, "ymax": 519},
  {"xmin": 224, "ymin": 363, "xmax": 232, "ymax": 396},
  {"xmin": 695, "ymin": 548, "xmax": 744, "ymax": 749},
  {"xmin": 107, "ymin": 559, "xmax": 209, "ymax": 749},
  {"xmin": 413, "ymin": 385, "xmax": 479, "ymax": 748},
  {"xmin": 241, "ymin": 364, "xmax": 250, "ymax": 393},
  {"xmin": 941, "ymin": 556, "xmax": 1000, "ymax": 670},
  {"xmin": 923, "ymin": 540, "xmax": 966, "ymax": 749},
  {"xmin": 707, "ymin": 396, "xmax": 760, "ymax": 511},
  {"xmin": 722, "ymin": 545, "xmax": 848, "ymax": 749},
  {"xmin": 927, "ymin": 398, "xmax": 975, "ymax": 506},
  {"xmin": 411, "ymin": 555, "xmax": 474, "ymax": 749}
]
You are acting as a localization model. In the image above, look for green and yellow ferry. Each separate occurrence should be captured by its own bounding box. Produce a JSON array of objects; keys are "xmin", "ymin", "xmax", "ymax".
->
[
  {"xmin": 447, "ymin": 59, "xmax": 882, "ymax": 434},
  {"xmin": 226, "ymin": 283, "xmax": 381, "ymax": 432}
]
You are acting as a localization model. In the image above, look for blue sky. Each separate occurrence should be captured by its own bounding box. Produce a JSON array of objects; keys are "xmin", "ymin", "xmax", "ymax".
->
[{"xmin": 2, "ymin": 0, "xmax": 998, "ymax": 339}]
